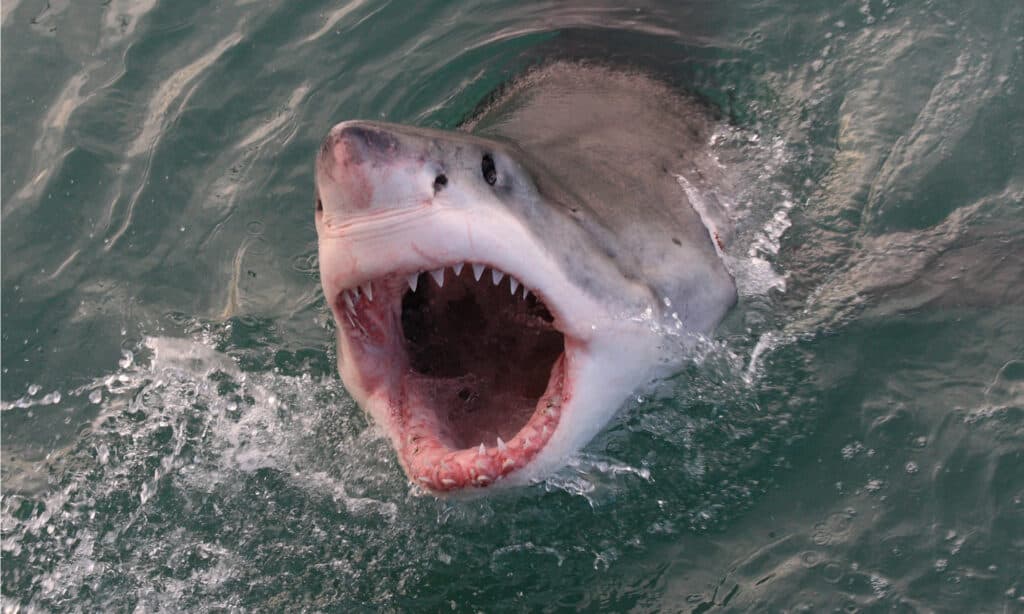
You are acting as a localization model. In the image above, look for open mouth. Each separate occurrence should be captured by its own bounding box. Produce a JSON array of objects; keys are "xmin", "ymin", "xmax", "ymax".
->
[{"xmin": 334, "ymin": 263, "xmax": 571, "ymax": 492}]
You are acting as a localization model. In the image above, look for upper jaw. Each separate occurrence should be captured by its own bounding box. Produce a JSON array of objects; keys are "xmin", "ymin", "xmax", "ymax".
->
[{"xmin": 317, "ymin": 204, "xmax": 630, "ymax": 343}]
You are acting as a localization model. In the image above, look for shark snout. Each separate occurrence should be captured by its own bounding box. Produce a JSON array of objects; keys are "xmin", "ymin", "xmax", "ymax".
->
[{"xmin": 316, "ymin": 121, "xmax": 435, "ymax": 221}]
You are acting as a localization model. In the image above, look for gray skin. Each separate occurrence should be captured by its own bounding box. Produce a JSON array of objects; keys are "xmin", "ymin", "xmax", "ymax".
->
[{"xmin": 463, "ymin": 62, "xmax": 736, "ymax": 333}]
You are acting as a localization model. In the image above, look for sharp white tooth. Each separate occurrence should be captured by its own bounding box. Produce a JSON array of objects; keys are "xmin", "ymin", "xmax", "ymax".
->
[
  {"xmin": 363, "ymin": 282, "xmax": 373, "ymax": 301},
  {"xmin": 430, "ymin": 268, "xmax": 445, "ymax": 287},
  {"xmin": 453, "ymin": 262, "xmax": 464, "ymax": 276},
  {"xmin": 491, "ymin": 269, "xmax": 504, "ymax": 285},
  {"xmin": 472, "ymin": 263, "xmax": 485, "ymax": 281},
  {"xmin": 502, "ymin": 459, "xmax": 515, "ymax": 470},
  {"xmin": 478, "ymin": 443, "xmax": 486, "ymax": 455},
  {"xmin": 352, "ymin": 286, "xmax": 360, "ymax": 300},
  {"xmin": 407, "ymin": 273, "xmax": 419, "ymax": 292},
  {"xmin": 343, "ymin": 291, "xmax": 355, "ymax": 312},
  {"xmin": 441, "ymin": 478, "xmax": 456, "ymax": 487},
  {"xmin": 496, "ymin": 436, "xmax": 507, "ymax": 451},
  {"xmin": 509, "ymin": 278, "xmax": 519, "ymax": 295}
]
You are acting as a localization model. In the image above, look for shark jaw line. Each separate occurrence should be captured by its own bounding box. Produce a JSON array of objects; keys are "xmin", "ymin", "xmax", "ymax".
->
[{"xmin": 331, "ymin": 258, "xmax": 588, "ymax": 494}]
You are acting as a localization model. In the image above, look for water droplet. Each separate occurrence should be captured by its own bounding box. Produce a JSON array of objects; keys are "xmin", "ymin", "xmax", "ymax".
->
[
  {"xmin": 822, "ymin": 562, "xmax": 843, "ymax": 583},
  {"xmin": 800, "ymin": 550, "xmax": 823, "ymax": 567}
]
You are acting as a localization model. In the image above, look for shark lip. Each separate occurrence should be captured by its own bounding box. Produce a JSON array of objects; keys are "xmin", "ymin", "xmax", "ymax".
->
[{"xmin": 333, "ymin": 262, "xmax": 574, "ymax": 493}]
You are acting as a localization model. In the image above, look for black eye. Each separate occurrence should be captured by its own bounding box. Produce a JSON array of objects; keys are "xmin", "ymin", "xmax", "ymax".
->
[
  {"xmin": 481, "ymin": 154, "xmax": 497, "ymax": 185},
  {"xmin": 433, "ymin": 173, "xmax": 448, "ymax": 192}
]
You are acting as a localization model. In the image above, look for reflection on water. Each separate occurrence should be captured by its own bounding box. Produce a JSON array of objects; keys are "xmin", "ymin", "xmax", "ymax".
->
[{"xmin": 2, "ymin": 0, "xmax": 1022, "ymax": 610}]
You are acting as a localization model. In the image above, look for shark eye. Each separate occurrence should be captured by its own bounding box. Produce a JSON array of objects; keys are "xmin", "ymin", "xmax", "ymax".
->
[
  {"xmin": 481, "ymin": 154, "xmax": 497, "ymax": 185},
  {"xmin": 433, "ymin": 173, "xmax": 448, "ymax": 192}
]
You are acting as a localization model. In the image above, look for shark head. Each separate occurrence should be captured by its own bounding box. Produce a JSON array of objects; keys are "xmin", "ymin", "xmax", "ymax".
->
[{"xmin": 315, "ymin": 120, "xmax": 700, "ymax": 494}]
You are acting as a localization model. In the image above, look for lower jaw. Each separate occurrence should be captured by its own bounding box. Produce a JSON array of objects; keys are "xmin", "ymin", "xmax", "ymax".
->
[{"xmin": 396, "ymin": 352, "xmax": 568, "ymax": 492}]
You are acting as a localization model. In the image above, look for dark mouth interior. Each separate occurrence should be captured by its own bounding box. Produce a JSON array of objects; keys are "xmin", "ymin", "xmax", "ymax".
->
[{"xmin": 400, "ymin": 267, "xmax": 564, "ymax": 449}]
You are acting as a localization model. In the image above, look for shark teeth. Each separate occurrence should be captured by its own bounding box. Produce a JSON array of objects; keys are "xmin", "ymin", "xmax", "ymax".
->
[
  {"xmin": 347, "ymin": 262, "xmax": 534, "ymax": 311},
  {"xmin": 340, "ymin": 282, "xmax": 376, "ymax": 311},
  {"xmin": 430, "ymin": 268, "xmax": 446, "ymax": 287},
  {"xmin": 401, "ymin": 263, "xmax": 529, "ymax": 299}
]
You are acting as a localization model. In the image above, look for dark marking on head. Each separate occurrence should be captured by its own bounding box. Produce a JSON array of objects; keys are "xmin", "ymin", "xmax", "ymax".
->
[
  {"xmin": 672, "ymin": 237, "xmax": 682, "ymax": 246},
  {"xmin": 320, "ymin": 124, "xmax": 401, "ymax": 170},
  {"xmin": 433, "ymin": 173, "xmax": 448, "ymax": 193},
  {"xmin": 344, "ymin": 125, "xmax": 399, "ymax": 157},
  {"xmin": 481, "ymin": 153, "xmax": 497, "ymax": 185}
]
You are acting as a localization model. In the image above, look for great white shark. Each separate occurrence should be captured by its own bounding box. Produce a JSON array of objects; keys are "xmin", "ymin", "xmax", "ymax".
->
[{"xmin": 314, "ymin": 63, "xmax": 736, "ymax": 494}]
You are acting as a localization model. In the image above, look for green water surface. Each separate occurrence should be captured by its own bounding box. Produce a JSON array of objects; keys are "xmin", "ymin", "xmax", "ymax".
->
[{"xmin": 2, "ymin": 0, "xmax": 1022, "ymax": 611}]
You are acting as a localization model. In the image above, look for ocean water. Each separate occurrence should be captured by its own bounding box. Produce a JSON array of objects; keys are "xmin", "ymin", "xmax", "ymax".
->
[{"xmin": 2, "ymin": 0, "xmax": 1022, "ymax": 611}]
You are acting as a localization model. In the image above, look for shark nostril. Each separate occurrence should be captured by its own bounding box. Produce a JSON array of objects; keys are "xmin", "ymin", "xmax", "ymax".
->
[
  {"xmin": 316, "ymin": 198, "xmax": 323, "ymax": 212},
  {"xmin": 433, "ymin": 173, "xmax": 448, "ymax": 192}
]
